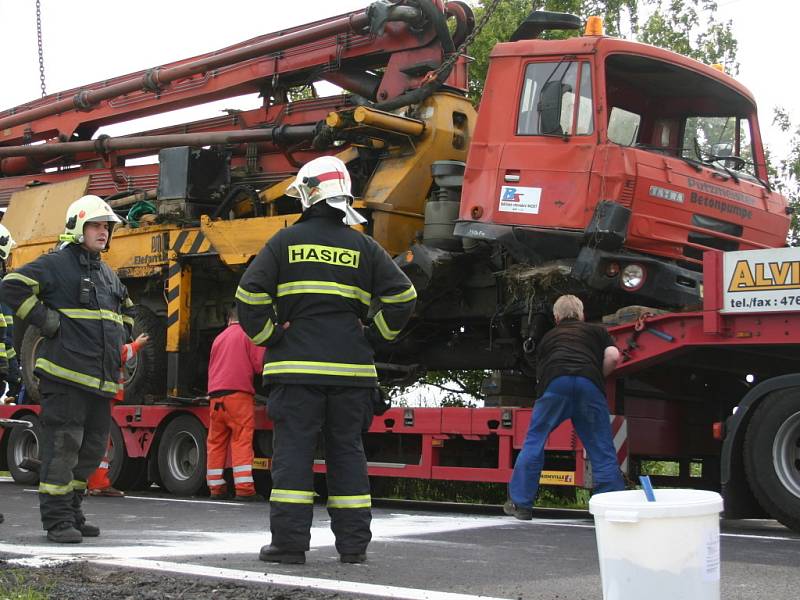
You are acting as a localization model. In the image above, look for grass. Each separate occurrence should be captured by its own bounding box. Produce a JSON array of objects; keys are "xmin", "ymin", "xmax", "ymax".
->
[
  {"xmin": 0, "ymin": 570, "xmax": 50, "ymax": 600},
  {"xmin": 640, "ymin": 460, "xmax": 703, "ymax": 478},
  {"xmin": 372, "ymin": 478, "xmax": 592, "ymax": 509}
]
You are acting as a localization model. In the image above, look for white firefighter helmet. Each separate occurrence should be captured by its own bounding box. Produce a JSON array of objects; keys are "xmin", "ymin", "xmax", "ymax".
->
[
  {"xmin": 0, "ymin": 223, "xmax": 15, "ymax": 261},
  {"xmin": 286, "ymin": 156, "xmax": 366, "ymax": 225},
  {"xmin": 61, "ymin": 194, "xmax": 122, "ymax": 247}
]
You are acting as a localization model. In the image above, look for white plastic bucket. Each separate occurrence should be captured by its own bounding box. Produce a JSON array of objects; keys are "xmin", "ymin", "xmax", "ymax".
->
[{"xmin": 589, "ymin": 489, "xmax": 724, "ymax": 600}]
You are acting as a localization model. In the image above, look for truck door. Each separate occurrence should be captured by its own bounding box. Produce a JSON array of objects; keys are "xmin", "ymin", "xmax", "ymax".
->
[{"xmin": 495, "ymin": 60, "xmax": 596, "ymax": 236}]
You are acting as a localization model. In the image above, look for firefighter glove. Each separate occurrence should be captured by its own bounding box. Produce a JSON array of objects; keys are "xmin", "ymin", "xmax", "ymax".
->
[
  {"xmin": 40, "ymin": 309, "xmax": 61, "ymax": 338},
  {"xmin": 372, "ymin": 386, "xmax": 391, "ymax": 416},
  {"xmin": 6, "ymin": 378, "xmax": 21, "ymax": 398}
]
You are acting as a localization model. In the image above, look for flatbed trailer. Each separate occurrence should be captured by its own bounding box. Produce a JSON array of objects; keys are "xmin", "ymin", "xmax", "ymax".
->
[{"xmin": 2, "ymin": 247, "xmax": 799, "ymax": 532}]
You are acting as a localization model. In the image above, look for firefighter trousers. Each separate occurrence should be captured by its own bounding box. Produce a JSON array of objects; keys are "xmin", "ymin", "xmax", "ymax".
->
[
  {"xmin": 37, "ymin": 379, "xmax": 111, "ymax": 531},
  {"xmin": 267, "ymin": 384, "xmax": 373, "ymax": 554},
  {"xmin": 206, "ymin": 392, "xmax": 256, "ymax": 497}
]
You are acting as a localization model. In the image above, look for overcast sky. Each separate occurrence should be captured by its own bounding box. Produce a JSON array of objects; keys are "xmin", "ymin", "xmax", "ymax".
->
[{"xmin": 0, "ymin": 0, "xmax": 797, "ymax": 155}]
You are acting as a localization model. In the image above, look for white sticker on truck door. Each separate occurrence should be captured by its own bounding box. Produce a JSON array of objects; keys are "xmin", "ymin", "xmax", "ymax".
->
[{"xmin": 498, "ymin": 186, "xmax": 541, "ymax": 214}]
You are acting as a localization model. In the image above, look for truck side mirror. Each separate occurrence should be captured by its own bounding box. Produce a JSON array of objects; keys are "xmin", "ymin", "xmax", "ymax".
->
[{"xmin": 538, "ymin": 81, "xmax": 566, "ymax": 135}]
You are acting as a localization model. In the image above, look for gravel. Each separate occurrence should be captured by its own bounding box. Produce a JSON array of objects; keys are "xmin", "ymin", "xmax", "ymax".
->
[{"xmin": 0, "ymin": 560, "xmax": 360, "ymax": 599}]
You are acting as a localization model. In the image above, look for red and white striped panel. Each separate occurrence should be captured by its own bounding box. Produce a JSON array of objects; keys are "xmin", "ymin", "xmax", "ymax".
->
[{"xmin": 610, "ymin": 415, "xmax": 629, "ymax": 475}]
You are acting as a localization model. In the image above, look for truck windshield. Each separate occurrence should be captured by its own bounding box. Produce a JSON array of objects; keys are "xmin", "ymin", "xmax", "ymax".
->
[
  {"xmin": 517, "ymin": 61, "xmax": 593, "ymax": 136},
  {"xmin": 605, "ymin": 54, "xmax": 759, "ymax": 180}
]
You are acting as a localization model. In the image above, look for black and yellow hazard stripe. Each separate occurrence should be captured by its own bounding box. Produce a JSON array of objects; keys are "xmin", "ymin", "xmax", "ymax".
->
[
  {"xmin": 166, "ymin": 261, "xmax": 183, "ymax": 351},
  {"xmin": 166, "ymin": 262, "xmax": 181, "ymax": 328},
  {"xmin": 171, "ymin": 229, "xmax": 213, "ymax": 255}
]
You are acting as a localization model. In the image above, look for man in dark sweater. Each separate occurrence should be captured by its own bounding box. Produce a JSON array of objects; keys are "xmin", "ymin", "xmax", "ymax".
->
[{"xmin": 505, "ymin": 295, "xmax": 625, "ymax": 519}]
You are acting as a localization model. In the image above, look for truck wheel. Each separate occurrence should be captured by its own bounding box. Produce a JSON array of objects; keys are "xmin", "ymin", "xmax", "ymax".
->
[
  {"xmin": 122, "ymin": 306, "xmax": 167, "ymax": 405},
  {"xmin": 5, "ymin": 414, "xmax": 41, "ymax": 485},
  {"xmin": 157, "ymin": 415, "xmax": 207, "ymax": 496},
  {"xmin": 744, "ymin": 387, "xmax": 800, "ymax": 532},
  {"xmin": 19, "ymin": 325, "xmax": 44, "ymax": 404},
  {"xmin": 107, "ymin": 421, "xmax": 150, "ymax": 491}
]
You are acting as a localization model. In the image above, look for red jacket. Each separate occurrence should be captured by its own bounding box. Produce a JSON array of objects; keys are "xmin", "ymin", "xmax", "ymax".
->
[{"xmin": 207, "ymin": 322, "xmax": 266, "ymax": 396}]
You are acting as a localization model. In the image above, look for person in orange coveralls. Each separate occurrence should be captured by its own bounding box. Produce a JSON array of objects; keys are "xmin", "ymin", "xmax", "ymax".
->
[
  {"xmin": 87, "ymin": 332, "xmax": 149, "ymax": 496},
  {"xmin": 206, "ymin": 305, "xmax": 266, "ymax": 500}
]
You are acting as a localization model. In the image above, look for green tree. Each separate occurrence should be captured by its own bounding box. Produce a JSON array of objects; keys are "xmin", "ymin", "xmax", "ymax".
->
[
  {"xmin": 772, "ymin": 107, "xmax": 800, "ymax": 245},
  {"xmin": 393, "ymin": 369, "xmax": 489, "ymax": 406},
  {"xmin": 638, "ymin": 1, "xmax": 738, "ymax": 71},
  {"xmin": 467, "ymin": 0, "xmax": 738, "ymax": 100}
]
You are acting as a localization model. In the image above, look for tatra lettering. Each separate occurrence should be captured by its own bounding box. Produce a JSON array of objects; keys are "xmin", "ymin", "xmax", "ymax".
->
[{"xmin": 288, "ymin": 244, "xmax": 360, "ymax": 268}]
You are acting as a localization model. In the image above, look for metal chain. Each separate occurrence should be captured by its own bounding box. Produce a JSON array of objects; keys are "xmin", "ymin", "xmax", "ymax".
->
[
  {"xmin": 432, "ymin": 0, "xmax": 504, "ymax": 80},
  {"xmin": 36, "ymin": 0, "xmax": 47, "ymax": 97}
]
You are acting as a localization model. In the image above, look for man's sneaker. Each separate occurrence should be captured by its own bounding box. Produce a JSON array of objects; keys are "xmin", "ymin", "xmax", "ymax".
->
[
  {"xmin": 340, "ymin": 552, "xmax": 367, "ymax": 564},
  {"xmin": 234, "ymin": 493, "xmax": 261, "ymax": 502},
  {"xmin": 503, "ymin": 499, "xmax": 533, "ymax": 521},
  {"xmin": 89, "ymin": 486, "xmax": 125, "ymax": 497},
  {"xmin": 47, "ymin": 522, "xmax": 82, "ymax": 543},
  {"xmin": 259, "ymin": 544, "xmax": 306, "ymax": 564},
  {"xmin": 77, "ymin": 522, "xmax": 100, "ymax": 537}
]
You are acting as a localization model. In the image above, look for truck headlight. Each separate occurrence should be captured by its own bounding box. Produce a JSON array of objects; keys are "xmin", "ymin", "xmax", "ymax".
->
[{"xmin": 621, "ymin": 264, "xmax": 645, "ymax": 291}]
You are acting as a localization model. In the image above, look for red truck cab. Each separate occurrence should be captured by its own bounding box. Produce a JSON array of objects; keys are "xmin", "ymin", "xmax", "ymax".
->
[{"xmin": 457, "ymin": 14, "xmax": 789, "ymax": 310}]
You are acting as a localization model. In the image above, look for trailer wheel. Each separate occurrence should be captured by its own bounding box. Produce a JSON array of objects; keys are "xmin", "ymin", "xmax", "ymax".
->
[
  {"xmin": 19, "ymin": 325, "xmax": 45, "ymax": 404},
  {"xmin": 107, "ymin": 421, "xmax": 150, "ymax": 491},
  {"xmin": 157, "ymin": 415, "xmax": 207, "ymax": 496},
  {"xmin": 744, "ymin": 387, "xmax": 800, "ymax": 532},
  {"xmin": 122, "ymin": 306, "xmax": 167, "ymax": 405},
  {"xmin": 5, "ymin": 414, "xmax": 41, "ymax": 485}
]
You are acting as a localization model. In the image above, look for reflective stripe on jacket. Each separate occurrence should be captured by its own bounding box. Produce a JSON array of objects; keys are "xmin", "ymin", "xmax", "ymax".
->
[
  {"xmin": 236, "ymin": 204, "xmax": 416, "ymax": 387},
  {"xmin": 1, "ymin": 303, "xmax": 20, "ymax": 382},
  {"xmin": 0, "ymin": 243, "xmax": 135, "ymax": 397}
]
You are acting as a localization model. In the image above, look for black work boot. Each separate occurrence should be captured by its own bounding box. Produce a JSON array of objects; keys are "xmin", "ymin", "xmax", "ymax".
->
[
  {"xmin": 503, "ymin": 499, "xmax": 533, "ymax": 521},
  {"xmin": 259, "ymin": 544, "xmax": 306, "ymax": 564},
  {"xmin": 77, "ymin": 521, "xmax": 100, "ymax": 537},
  {"xmin": 234, "ymin": 493, "xmax": 261, "ymax": 502},
  {"xmin": 340, "ymin": 552, "xmax": 367, "ymax": 564},
  {"xmin": 47, "ymin": 522, "xmax": 82, "ymax": 543}
]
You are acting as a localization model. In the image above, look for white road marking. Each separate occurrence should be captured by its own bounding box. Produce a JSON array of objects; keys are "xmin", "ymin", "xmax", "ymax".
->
[
  {"xmin": 6, "ymin": 484, "xmax": 799, "ymax": 544},
  {"xmin": 721, "ymin": 532, "xmax": 800, "ymax": 542},
  {"xmin": 93, "ymin": 557, "xmax": 513, "ymax": 600},
  {"xmin": 0, "ymin": 513, "xmax": 510, "ymax": 559},
  {"xmin": 0, "ymin": 511, "xmax": 515, "ymax": 600}
]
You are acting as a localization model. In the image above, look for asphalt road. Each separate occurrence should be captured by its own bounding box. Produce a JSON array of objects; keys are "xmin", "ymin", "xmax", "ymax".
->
[{"xmin": 1, "ymin": 478, "xmax": 798, "ymax": 599}]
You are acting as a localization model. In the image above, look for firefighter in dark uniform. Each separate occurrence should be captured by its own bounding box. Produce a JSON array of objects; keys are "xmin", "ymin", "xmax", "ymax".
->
[
  {"xmin": 0, "ymin": 195, "xmax": 135, "ymax": 543},
  {"xmin": 237, "ymin": 155, "xmax": 416, "ymax": 565},
  {"xmin": 0, "ymin": 224, "xmax": 22, "ymax": 401}
]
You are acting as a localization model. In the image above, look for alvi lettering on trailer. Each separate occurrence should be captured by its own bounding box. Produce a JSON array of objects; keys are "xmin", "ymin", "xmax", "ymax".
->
[{"xmin": 722, "ymin": 247, "xmax": 800, "ymax": 313}]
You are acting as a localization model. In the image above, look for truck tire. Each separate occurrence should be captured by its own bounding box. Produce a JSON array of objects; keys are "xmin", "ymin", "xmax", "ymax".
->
[
  {"xmin": 107, "ymin": 421, "xmax": 150, "ymax": 491},
  {"xmin": 122, "ymin": 306, "xmax": 167, "ymax": 405},
  {"xmin": 157, "ymin": 415, "xmax": 207, "ymax": 496},
  {"xmin": 19, "ymin": 325, "xmax": 44, "ymax": 404},
  {"xmin": 5, "ymin": 414, "xmax": 41, "ymax": 485},
  {"xmin": 744, "ymin": 387, "xmax": 800, "ymax": 532}
]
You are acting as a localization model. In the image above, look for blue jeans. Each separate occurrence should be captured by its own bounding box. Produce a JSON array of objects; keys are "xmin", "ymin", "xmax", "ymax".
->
[{"xmin": 509, "ymin": 375, "xmax": 625, "ymax": 507}]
